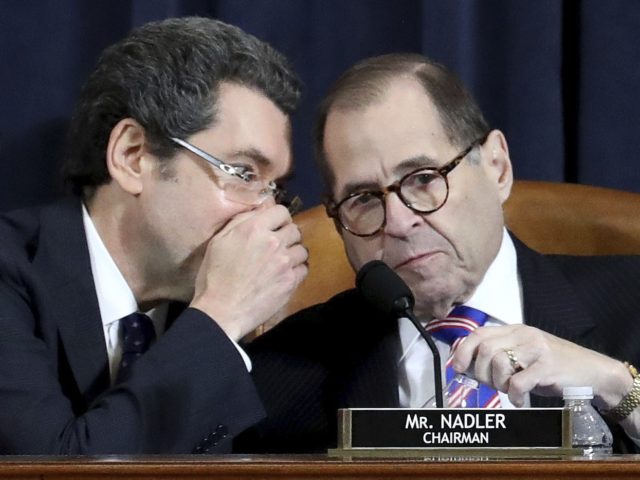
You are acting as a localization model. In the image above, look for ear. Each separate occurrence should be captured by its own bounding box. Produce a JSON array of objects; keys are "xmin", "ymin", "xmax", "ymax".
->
[
  {"xmin": 480, "ymin": 129, "xmax": 513, "ymax": 204},
  {"xmin": 105, "ymin": 118, "xmax": 149, "ymax": 195}
]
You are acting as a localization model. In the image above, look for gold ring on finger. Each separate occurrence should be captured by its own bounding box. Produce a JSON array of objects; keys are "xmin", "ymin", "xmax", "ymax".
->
[{"xmin": 504, "ymin": 348, "xmax": 524, "ymax": 373}]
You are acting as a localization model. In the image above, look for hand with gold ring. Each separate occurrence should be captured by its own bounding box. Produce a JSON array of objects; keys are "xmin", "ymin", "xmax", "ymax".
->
[{"xmin": 450, "ymin": 324, "xmax": 631, "ymax": 409}]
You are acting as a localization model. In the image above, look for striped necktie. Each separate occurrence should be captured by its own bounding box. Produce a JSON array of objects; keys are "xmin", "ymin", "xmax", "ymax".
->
[
  {"xmin": 426, "ymin": 305, "xmax": 501, "ymax": 408},
  {"xmin": 116, "ymin": 312, "xmax": 156, "ymax": 383}
]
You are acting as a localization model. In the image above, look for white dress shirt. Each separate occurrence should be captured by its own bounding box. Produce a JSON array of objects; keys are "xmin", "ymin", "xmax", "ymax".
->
[
  {"xmin": 82, "ymin": 205, "xmax": 168, "ymax": 383},
  {"xmin": 82, "ymin": 205, "xmax": 250, "ymax": 383},
  {"xmin": 398, "ymin": 228, "xmax": 528, "ymax": 408}
]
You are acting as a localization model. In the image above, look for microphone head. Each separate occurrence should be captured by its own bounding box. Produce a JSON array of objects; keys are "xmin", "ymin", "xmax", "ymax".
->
[{"xmin": 356, "ymin": 260, "xmax": 415, "ymax": 316}]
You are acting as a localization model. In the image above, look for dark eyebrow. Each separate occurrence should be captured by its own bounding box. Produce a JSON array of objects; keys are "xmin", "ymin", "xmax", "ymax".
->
[
  {"xmin": 227, "ymin": 148, "xmax": 271, "ymax": 168},
  {"xmin": 337, "ymin": 155, "xmax": 439, "ymax": 199}
]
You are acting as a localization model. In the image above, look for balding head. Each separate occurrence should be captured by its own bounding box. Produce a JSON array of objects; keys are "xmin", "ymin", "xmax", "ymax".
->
[{"xmin": 315, "ymin": 53, "xmax": 489, "ymax": 194}]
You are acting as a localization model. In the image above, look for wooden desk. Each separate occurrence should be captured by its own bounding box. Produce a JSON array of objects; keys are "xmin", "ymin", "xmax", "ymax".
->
[{"xmin": 1, "ymin": 454, "xmax": 640, "ymax": 479}]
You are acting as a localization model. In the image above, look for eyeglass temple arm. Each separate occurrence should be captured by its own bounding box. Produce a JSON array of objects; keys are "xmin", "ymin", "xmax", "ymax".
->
[{"xmin": 169, "ymin": 137, "xmax": 241, "ymax": 177}]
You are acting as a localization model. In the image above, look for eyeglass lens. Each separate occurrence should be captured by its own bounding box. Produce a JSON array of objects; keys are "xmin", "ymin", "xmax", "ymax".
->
[{"xmin": 338, "ymin": 170, "xmax": 449, "ymax": 236}]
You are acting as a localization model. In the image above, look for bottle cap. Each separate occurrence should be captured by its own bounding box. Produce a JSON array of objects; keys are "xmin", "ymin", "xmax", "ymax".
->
[{"xmin": 562, "ymin": 386, "xmax": 593, "ymax": 399}]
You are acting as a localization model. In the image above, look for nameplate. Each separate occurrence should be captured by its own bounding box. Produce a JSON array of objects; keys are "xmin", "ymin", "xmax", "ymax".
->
[{"xmin": 336, "ymin": 408, "xmax": 571, "ymax": 450}]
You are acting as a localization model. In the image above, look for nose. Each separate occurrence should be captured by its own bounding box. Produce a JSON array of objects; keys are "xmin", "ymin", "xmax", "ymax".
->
[{"xmin": 382, "ymin": 192, "xmax": 422, "ymax": 237}]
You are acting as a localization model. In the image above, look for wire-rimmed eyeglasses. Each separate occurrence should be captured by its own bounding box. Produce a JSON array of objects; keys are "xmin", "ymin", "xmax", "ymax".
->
[
  {"xmin": 169, "ymin": 137, "xmax": 283, "ymax": 206},
  {"xmin": 325, "ymin": 135, "xmax": 488, "ymax": 237}
]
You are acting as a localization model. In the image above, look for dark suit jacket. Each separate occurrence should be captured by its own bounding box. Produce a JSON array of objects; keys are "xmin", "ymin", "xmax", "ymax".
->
[
  {"xmin": 0, "ymin": 198, "xmax": 264, "ymax": 454},
  {"xmin": 240, "ymin": 237, "xmax": 640, "ymax": 453}
]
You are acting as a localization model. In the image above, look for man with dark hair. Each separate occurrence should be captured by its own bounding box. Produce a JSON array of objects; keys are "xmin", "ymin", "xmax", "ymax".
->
[
  {"xmin": 0, "ymin": 17, "xmax": 307, "ymax": 454},
  {"xmin": 242, "ymin": 53, "xmax": 640, "ymax": 453}
]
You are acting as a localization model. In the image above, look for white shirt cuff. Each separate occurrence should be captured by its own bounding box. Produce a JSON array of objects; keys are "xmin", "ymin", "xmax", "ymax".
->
[{"xmin": 231, "ymin": 339, "xmax": 252, "ymax": 372}]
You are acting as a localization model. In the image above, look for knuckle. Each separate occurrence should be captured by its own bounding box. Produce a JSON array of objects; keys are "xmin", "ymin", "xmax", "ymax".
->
[
  {"xmin": 467, "ymin": 330, "xmax": 481, "ymax": 340},
  {"xmin": 266, "ymin": 234, "xmax": 282, "ymax": 252},
  {"xmin": 524, "ymin": 325, "xmax": 543, "ymax": 341},
  {"xmin": 274, "ymin": 253, "xmax": 290, "ymax": 269},
  {"xmin": 274, "ymin": 204, "xmax": 290, "ymax": 216},
  {"xmin": 296, "ymin": 244, "xmax": 310, "ymax": 262},
  {"xmin": 477, "ymin": 343, "xmax": 493, "ymax": 358},
  {"xmin": 294, "ymin": 261, "xmax": 309, "ymax": 281},
  {"xmin": 536, "ymin": 342, "xmax": 552, "ymax": 358},
  {"xmin": 280, "ymin": 268, "xmax": 295, "ymax": 287},
  {"xmin": 473, "ymin": 327, "xmax": 489, "ymax": 338},
  {"xmin": 490, "ymin": 353, "xmax": 503, "ymax": 371}
]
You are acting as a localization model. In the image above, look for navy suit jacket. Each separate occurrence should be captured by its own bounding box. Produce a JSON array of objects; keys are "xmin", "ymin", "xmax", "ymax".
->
[
  {"xmin": 0, "ymin": 198, "xmax": 264, "ymax": 454},
  {"xmin": 240, "ymin": 237, "xmax": 640, "ymax": 453}
]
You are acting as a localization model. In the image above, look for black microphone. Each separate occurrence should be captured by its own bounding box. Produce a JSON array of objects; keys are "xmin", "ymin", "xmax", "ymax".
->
[{"xmin": 356, "ymin": 260, "xmax": 444, "ymax": 408}]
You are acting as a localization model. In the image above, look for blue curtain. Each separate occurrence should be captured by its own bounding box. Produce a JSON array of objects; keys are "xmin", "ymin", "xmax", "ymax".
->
[{"xmin": 1, "ymin": 0, "xmax": 639, "ymax": 210}]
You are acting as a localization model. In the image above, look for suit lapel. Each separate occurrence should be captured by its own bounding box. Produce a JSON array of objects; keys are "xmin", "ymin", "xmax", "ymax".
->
[
  {"xmin": 513, "ymin": 235, "xmax": 597, "ymax": 407},
  {"xmin": 514, "ymin": 236, "xmax": 597, "ymax": 345},
  {"xmin": 33, "ymin": 198, "xmax": 110, "ymax": 405}
]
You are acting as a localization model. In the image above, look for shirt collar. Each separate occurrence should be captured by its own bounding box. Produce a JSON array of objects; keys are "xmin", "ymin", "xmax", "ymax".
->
[
  {"xmin": 82, "ymin": 204, "xmax": 138, "ymax": 328},
  {"xmin": 462, "ymin": 228, "xmax": 523, "ymax": 325}
]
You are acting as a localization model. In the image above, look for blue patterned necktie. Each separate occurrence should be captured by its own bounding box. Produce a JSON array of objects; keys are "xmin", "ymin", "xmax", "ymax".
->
[
  {"xmin": 116, "ymin": 312, "xmax": 156, "ymax": 383},
  {"xmin": 425, "ymin": 305, "xmax": 501, "ymax": 408}
]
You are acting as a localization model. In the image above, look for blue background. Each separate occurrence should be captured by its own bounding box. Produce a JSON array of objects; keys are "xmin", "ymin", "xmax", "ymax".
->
[{"xmin": 1, "ymin": 0, "xmax": 639, "ymax": 211}]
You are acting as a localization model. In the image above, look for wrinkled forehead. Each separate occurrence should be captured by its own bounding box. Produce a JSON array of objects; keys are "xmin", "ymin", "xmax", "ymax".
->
[{"xmin": 322, "ymin": 83, "xmax": 450, "ymax": 199}]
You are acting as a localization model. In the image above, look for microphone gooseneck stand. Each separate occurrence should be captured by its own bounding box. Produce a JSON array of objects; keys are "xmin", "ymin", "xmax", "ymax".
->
[{"xmin": 356, "ymin": 260, "xmax": 444, "ymax": 408}]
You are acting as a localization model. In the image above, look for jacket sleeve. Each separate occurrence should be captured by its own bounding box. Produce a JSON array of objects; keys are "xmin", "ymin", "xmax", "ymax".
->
[{"xmin": 0, "ymin": 267, "xmax": 264, "ymax": 454}]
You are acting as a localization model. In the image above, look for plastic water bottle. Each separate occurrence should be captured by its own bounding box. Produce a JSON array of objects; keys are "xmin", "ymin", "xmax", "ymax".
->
[{"xmin": 563, "ymin": 386, "xmax": 613, "ymax": 456}]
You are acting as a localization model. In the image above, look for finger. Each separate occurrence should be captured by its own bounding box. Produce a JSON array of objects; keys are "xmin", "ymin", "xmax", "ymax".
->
[
  {"xmin": 288, "ymin": 243, "xmax": 309, "ymax": 266},
  {"xmin": 504, "ymin": 347, "xmax": 528, "ymax": 374},
  {"xmin": 506, "ymin": 361, "xmax": 548, "ymax": 407},
  {"xmin": 451, "ymin": 326, "xmax": 513, "ymax": 373},
  {"xmin": 468, "ymin": 332, "xmax": 516, "ymax": 385},
  {"xmin": 292, "ymin": 261, "xmax": 309, "ymax": 287},
  {"xmin": 257, "ymin": 204, "xmax": 293, "ymax": 231},
  {"xmin": 217, "ymin": 204, "xmax": 292, "ymax": 238},
  {"xmin": 264, "ymin": 244, "xmax": 308, "ymax": 286},
  {"xmin": 276, "ymin": 222, "xmax": 303, "ymax": 248},
  {"xmin": 492, "ymin": 348, "xmax": 522, "ymax": 393},
  {"xmin": 450, "ymin": 333, "xmax": 480, "ymax": 374},
  {"xmin": 478, "ymin": 338, "xmax": 543, "ymax": 393}
]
